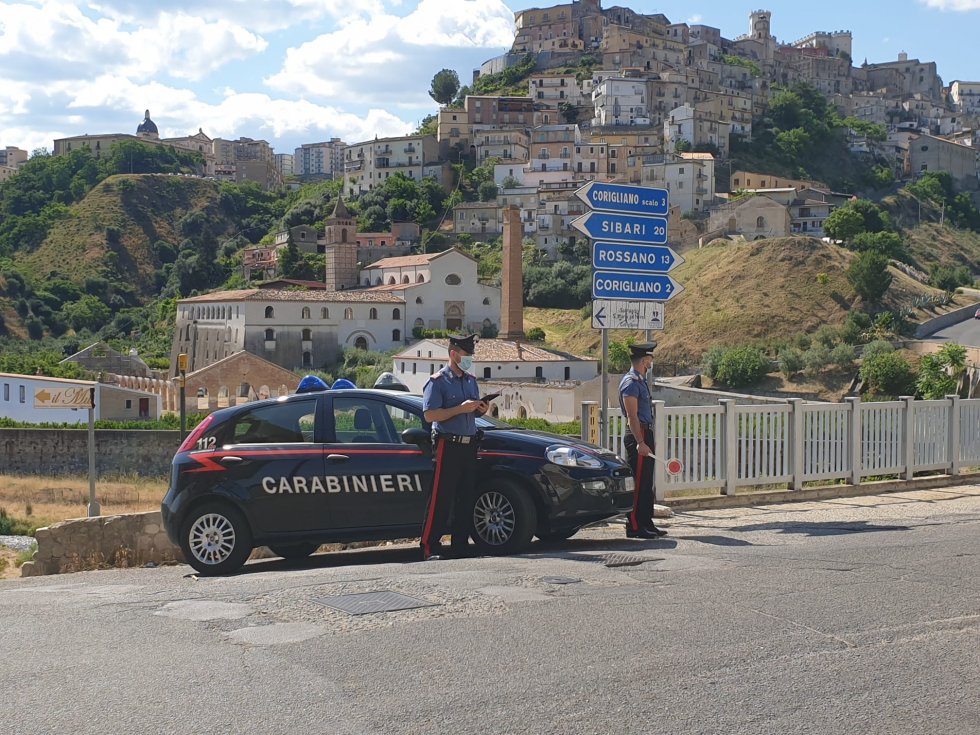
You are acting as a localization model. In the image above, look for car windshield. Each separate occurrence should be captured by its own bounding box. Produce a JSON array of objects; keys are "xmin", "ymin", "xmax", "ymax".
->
[{"xmin": 396, "ymin": 394, "xmax": 511, "ymax": 429}]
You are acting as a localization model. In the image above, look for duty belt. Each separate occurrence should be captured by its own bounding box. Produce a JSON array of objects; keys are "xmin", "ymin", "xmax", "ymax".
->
[{"xmin": 437, "ymin": 433, "xmax": 476, "ymax": 444}]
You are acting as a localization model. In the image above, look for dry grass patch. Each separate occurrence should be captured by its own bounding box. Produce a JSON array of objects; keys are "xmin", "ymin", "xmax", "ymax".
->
[{"xmin": 0, "ymin": 474, "xmax": 168, "ymax": 530}]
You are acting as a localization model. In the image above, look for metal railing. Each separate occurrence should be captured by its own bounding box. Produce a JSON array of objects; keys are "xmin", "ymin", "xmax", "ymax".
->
[{"xmin": 582, "ymin": 396, "xmax": 980, "ymax": 500}]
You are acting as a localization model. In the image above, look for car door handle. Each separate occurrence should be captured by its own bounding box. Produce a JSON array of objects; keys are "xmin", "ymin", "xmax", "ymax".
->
[
  {"xmin": 219, "ymin": 455, "xmax": 246, "ymax": 465},
  {"xmin": 326, "ymin": 454, "xmax": 350, "ymax": 462}
]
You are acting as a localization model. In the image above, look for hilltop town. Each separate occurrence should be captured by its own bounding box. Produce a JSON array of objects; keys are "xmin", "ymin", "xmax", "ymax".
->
[{"xmin": 1, "ymin": 1, "xmax": 979, "ymax": 423}]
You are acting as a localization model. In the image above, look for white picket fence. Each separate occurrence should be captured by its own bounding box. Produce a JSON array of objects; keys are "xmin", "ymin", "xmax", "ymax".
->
[{"xmin": 581, "ymin": 396, "xmax": 980, "ymax": 500}]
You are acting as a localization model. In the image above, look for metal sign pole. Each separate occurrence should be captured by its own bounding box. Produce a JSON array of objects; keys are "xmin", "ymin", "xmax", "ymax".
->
[
  {"xmin": 87, "ymin": 387, "xmax": 100, "ymax": 517},
  {"xmin": 600, "ymin": 329, "xmax": 609, "ymax": 444}
]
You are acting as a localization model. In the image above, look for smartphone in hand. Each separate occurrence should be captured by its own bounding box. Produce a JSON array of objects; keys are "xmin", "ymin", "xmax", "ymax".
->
[{"xmin": 480, "ymin": 392, "xmax": 501, "ymax": 402}]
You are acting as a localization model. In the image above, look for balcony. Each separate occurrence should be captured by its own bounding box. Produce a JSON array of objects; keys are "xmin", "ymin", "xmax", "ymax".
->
[{"xmin": 404, "ymin": 145, "xmax": 416, "ymax": 153}]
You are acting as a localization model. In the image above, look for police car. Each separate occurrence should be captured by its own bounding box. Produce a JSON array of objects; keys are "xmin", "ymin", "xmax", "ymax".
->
[{"xmin": 161, "ymin": 388, "xmax": 635, "ymax": 575}]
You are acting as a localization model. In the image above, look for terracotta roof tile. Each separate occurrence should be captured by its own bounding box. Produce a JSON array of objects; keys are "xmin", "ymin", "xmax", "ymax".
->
[
  {"xmin": 365, "ymin": 252, "xmax": 445, "ymax": 268},
  {"xmin": 179, "ymin": 289, "xmax": 403, "ymax": 304}
]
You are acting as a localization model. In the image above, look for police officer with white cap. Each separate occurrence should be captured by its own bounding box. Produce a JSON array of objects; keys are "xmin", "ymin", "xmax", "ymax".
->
[
  {"xmin": 420, "ymin": 334, "xmax": 488, "ymax": 560},
  {"xmin": 619, "ymin": 341, "xmax": 667, "ymax": 539}
]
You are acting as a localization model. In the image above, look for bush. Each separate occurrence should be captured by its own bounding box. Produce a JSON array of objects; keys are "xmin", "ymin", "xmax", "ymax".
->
[
  {"xmin": 812, "ymin": 324, "xmax": 839, "ymax": 348},
  {"xmin": 714, "ymin": 346, "xmax": 770, "ymax": 387},
  {"xmin": 841, "ymin": 311, "xmax": 872, "ymax": 344},
  {"xmin": 830, "ymin": 344, "xmax": 857, "ymax": 369},
  {"xmin": 861, "ymin": 339, "xmax": 895, "ymax": 362},
  {"xmin": 803, "ymin": 345, "xmax": 831, "ymax": 375},
  {"xmin": 778, "ymin": 347, "xmax": 804, "ymax": 379},
  {"xmin": 701, "ymin": 346, "xmax": 726, "ymax": 380},
  {"xmin": 860, "ymin": 352, "xmax": 917, "ymax": 398},
  {"xmin": 525, "ymin": 327, "xmax": 546, "ymax": 342}
]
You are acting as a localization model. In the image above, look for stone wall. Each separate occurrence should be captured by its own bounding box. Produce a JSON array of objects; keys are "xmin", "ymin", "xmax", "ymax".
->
[
  {"xmin": 0, "ymin": 429, "xmax": 180, "ymax": 477},
  {"xmin": 915, "ymin": 301, "xmax": 980, "ymax": 338},
  {"xmin": 20, "ymin": 511, "xmax": 182, "ymax": 577}
]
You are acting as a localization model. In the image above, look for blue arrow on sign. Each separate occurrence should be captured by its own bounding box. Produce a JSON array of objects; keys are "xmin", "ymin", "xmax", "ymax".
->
[
  {"xmin": 592, "ymin": 271, "xmax": 684, "ymax": 302},
  {"xmin": 592, "ymin": 242, "xmax": 684, "ymax": 274},
  {"xmin": 571, "ymin": 211, "xmax": 668, "ymax": 245},
  {"xmin": 575, "ymin": 181, "xmax": 669, "ymax": 217}
]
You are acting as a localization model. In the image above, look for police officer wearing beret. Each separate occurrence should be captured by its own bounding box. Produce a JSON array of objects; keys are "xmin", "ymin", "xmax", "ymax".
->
[
  {"xmin": 619, "ymin": 342, "xmax": 667, "ymax": 539},
  {"xmin": 420, "ymin": 334, "xmax": 488, "ymax": 560}
]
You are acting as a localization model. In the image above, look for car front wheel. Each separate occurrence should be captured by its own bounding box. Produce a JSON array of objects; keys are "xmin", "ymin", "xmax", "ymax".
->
[
  {"xmin": 471, "ymin": 478, "xmax": 536, "ymax": 555},
  {"xmin": 179, "ymin": 502, "xmax": 253, "ymax": 576}
]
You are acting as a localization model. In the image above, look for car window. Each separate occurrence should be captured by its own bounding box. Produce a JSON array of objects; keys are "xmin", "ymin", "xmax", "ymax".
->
[
  {"xmin": 385, "ymin": 402, "xmax": 424, "ymax": 440},
  {"xmin": 220, "ymin": 399, "xmax": 317, "ymax": 445},
  {"xmin": 332, "ymin": 396, "xmax": 397, "ymax": 444}
]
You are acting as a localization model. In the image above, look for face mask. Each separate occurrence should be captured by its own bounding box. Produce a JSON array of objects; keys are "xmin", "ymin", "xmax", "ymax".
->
[{"xmin": 458, "ymin": 356, "xmax": 473, "ymax": 372}]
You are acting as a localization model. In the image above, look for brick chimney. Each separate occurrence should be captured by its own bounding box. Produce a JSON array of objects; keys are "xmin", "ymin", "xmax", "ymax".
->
[{"xmin": 499, "ymin": 205, "xmax": 525, "ymax": 341}]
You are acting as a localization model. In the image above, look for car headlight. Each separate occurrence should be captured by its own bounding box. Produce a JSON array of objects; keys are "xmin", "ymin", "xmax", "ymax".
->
[{"xmin": 546, "ymin": 445, "xmax": 603, "ymax": 469}]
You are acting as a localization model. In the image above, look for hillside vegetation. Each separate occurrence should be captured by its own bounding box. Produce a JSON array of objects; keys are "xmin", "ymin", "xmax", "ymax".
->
[{"xmin": 525, "ymin": 236, "xmax": 957, "ymax": 364}]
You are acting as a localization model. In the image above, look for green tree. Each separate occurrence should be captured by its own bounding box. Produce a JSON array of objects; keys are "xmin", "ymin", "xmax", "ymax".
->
[
  {"xmin": 278, "ymin": 230, "xmax": 300, "ymax": 278},
  {"xmin": 61, "ymin": 295, "xmax": 111, "ymax": 332},
  {"xmin": 415, "ymin": 114, "xmax": 438, "ymax": 136},
  {"xmin": 860, "ymin": 352, "xmax": 917, "ymax": 398},
  {"xmin": 850, "ymin": 231, "xmax": 906, "ymax": 261},
  {"xmin": 608, "ymin": 337, "xmax": 636, "ymax": 373},
  {"xmin": 714, "ymin": 346, "xmax": 770, "ymax": 387},
  {"xmin": 847, "ymin": 251, "xmax": 892, "ymax": 302},
  {"xmin": 823, "ymin": 207, "xmax": 865, "ymax": 241},
  {"xmin": 916, "ymin": 343, "xmax": 967, "ymax": 399},
  {"xmin": 428, "ymin": 69, "xmax": 461, "ymax": 106},
  {"xmin": 478, "ymin": 180, "xmax": 499, "ymax": 202}
]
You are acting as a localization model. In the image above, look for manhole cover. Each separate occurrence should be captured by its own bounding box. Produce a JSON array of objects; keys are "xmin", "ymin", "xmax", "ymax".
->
[
  {"xmin": 540, "ymin": 576, "xmax": 581, "ymax": 585},
  {"xmin": 313, "ymin": 591, "xmax": 439, "ymax": 616},
  {"xmin": 603, "ymin": 554, "xmax": 661, "ymax": 568}
]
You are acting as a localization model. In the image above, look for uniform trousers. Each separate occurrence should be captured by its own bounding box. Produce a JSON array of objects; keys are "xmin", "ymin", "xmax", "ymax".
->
[
  {"xmin": 421, "ymin": 435, "xmax": 479, "ymax": 556},
  {"xmin": 623, "ymin": 427, "xmax": 655, "ymax": 532}
]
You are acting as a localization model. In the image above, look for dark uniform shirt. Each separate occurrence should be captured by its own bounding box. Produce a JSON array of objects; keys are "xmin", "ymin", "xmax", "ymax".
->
[
  {"xmin": 618, "ymin": 368, "xmax": 652, "ymax": 426},
  {"xmin": 423, "ymin": 365, "xmax": 481, "ymax": 436}
]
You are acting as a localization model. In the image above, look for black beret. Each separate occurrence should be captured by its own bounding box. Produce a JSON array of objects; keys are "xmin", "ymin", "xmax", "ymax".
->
[
  {"xmin": 448, "ymin": 333, "xmax": 477, "ymax": 353},
  {"xmin": 628, "ymin": 341, "xmax": 657, "ymax": 359}
]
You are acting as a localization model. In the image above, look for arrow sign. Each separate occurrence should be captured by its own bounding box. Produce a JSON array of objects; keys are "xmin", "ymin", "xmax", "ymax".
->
[
  {"xmin": 575, "ymin": 181, "xmax": 669, "ymax": 216},
  {"xmin": 592, "ymin": 272, "xmax": 684, "ymax": 302},
  {"xmin": 592, "ymin": 242, "xmax": 684, "ymax": 274},
  {"xmin": 592, "ymin": 299, "xmax": 665, "ymax": 330},
  {"xmin": 571, "ymin": 211, "xmax": 668, "ymax": 245}
]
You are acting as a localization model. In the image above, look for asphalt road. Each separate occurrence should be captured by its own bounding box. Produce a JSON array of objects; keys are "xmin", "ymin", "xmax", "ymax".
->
[
  {"xmin": 2, "ymin": 486, "xmax": 979, "ymax": 735},
  {"xmin": 928, "ymin": 312, "xmax": 980, "ymax": 347}
]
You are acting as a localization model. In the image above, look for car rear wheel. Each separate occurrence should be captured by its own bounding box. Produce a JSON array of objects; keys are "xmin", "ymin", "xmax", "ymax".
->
[
  {"xmin": 471, "ymin": 478, "xmax": 536, "ymax": 555},
  {"xmin": 179, "ymin": 502, "xmax": 252, "ymax": 576},
  {"xmin": 268, "ymin": 542, "xmax": 321, "ymax": 560}
]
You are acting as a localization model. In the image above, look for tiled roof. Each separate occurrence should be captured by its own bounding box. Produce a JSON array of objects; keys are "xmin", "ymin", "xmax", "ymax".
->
[
  {"xmin": 679, "ymin": 152, "xmax": 715, "ymax": 160},
  {"xmin": 364, "ymin": 252, "xmax": 444, "ymax": 268},
  {"xmin": 179, "ymin": 289, "xmax": 403, "ymax": 304}
]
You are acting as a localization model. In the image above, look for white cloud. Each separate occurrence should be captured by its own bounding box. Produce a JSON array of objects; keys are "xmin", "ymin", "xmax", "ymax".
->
[
  {"xmin": 921, "ymin": 0, "xmax": 980, "ymax": 9},
  {"xmin": 0, "ymin": 1, "xmax": 267, "ymax": 82},
  {"xmin": 265, "ymin": 0, "xmax": 515, "ymax": 107}
]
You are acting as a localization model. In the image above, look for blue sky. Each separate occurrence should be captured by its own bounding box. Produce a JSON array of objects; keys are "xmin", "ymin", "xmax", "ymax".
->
[{"xmin": 0, "ymin": 0, "xmax": 977, "ymax": 157}]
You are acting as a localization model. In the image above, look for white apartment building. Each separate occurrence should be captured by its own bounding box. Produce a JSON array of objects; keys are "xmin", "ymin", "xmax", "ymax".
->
[
  {"xmin": 294, "ymin": 139, "xmax": 346, "ymax": 177},
  {"xmin": 641, "ymin": 152, "xmax": 715, "ymax": 214},
  {"xmin": 274, "ymin": 153, "xmax": 294, "ymax": 177},
  {"xmin": 591, "ymin": 76, "xmax": 650, "ymax": 127},
  {"xmin": 949, "ymin": 81, "xmax": 980, "ymax": 116},
  {"xmin": 344, "ymin": 134, "xmax": 442, "ymax": 196},
  {"xmin": 528, "ymin": 73, "xmax": 587, "ymax": 107},
  {"xmin": 472, "ymin": 126, "xmax": 529, "ymax": 164},
  {"xmin": 664, "ymin": 104, "xmax": 732, "ymax": 158}
]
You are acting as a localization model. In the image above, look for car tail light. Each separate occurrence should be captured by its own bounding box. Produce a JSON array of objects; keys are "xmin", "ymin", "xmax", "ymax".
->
[{"xmin": 176, "ymin": 415, "xmax": 215, "ymax": 454}]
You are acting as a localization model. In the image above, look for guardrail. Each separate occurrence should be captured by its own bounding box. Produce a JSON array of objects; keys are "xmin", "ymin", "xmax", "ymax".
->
[{"xmin": 582, "ymin": 396, "xmax": 980, "ymax": 500}]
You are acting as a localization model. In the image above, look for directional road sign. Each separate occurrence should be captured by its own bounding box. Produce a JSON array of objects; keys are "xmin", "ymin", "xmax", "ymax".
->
[
  {"xmin": 592, "ymin": 271, "xmax": 684, "ymax": 302},
  {"xmin": 591, "ymin": 299, "xmax": 665, "ymax": 330},
  {"xmin": 34, "ymin": 386, "xmax": 95, "ymax": 409},
  {"xmin": 575, "ymin": 181, "xmax": 669, "ymax": 217},
  {"xmin": 572, "ymin": 211, "xmax": 668, "ymax": 245},
  {"xmin": 592, "ymin": 242, "xmax": 684, "ymax": 274}
]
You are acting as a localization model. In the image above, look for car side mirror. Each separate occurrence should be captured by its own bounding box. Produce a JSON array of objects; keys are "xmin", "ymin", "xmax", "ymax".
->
[{"xmin": 401, "ymin": 428, "xmax": 431, "ymax": 452}]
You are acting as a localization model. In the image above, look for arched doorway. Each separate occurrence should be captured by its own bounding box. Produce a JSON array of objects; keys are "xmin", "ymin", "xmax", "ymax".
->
[{"xmin": 354, "ymin": 336, "xmax": 368, "ymax": 350}]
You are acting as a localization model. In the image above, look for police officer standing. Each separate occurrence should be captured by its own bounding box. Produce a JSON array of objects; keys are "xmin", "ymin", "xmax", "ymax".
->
[
  {"xmin": 420, "ymin": 334, "xmax": 488, "ymax": 560},
  {"xmin": 619, "ymin": 342, "xmax": 667, "ymax": 539}
]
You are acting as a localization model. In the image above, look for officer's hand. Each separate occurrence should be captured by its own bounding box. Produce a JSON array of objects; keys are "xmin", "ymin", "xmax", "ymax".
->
[
  {"xmin": 638, "ymin": 442, "xmax": 653, "ymax": 457},
  {"xmin": 460, "ymin": 399, "xmax": 485, "ymax": 413}
]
